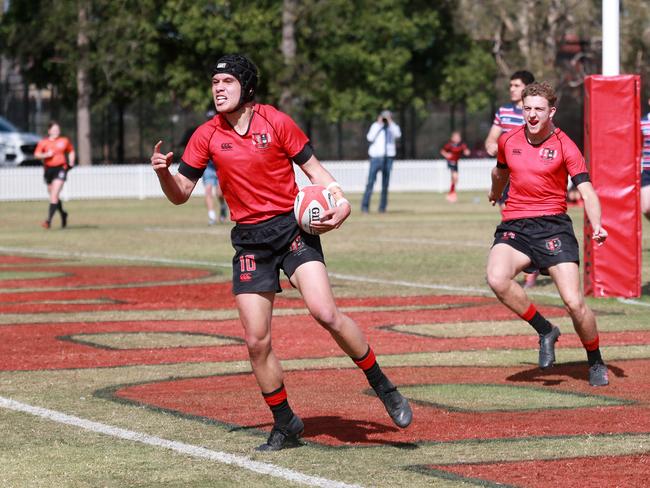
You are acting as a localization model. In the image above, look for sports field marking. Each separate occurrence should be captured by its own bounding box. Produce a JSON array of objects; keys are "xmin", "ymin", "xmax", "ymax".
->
[
  {"xmin": 376, "ymin": 237, "xmax": 489, "ymax": 248},
  {"xmin": 144, "ymin": 226, "xmax": 231, "ymax": 236},
  {"xmin": 0, "ymin": 247, "xmax": 231, "ymax": 269},
  {"xmin": 0, "ymin": 396, "xmax": 363, "ymax": 488},
  {"xmin": 618, "ymin": 298, "xmax": 650, "ymax": 308},
  {"xmin": 0, "ymin": 246, "xmax": 597, "ymax": 300}
]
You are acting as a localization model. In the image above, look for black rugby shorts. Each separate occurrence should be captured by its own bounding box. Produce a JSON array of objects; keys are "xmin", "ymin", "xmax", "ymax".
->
[
  {"xmin": 230, "ymin": 212, "xmax": 325, "ymax": 294},
  {"xmin": 492, "ymin": 213, "xmax": 580, "ymax": 275},
  {"xmin": 43, "ymin": 166, "xmax": 67, "ymax": 184}
]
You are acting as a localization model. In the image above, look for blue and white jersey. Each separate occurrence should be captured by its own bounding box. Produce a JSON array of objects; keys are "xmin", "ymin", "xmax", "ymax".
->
[
  {"xmin": 493, "ymin": 103, "xmax": 525, "ymax": 133},
  {"xmin": 641, "ymin": 112, "xmax": 650, "ymax": 171}
]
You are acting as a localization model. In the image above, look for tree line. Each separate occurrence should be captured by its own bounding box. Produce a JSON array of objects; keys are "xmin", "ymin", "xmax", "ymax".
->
[{"xmin": 1, "ymin": 0, "xmax": 648, "ymax": 164}]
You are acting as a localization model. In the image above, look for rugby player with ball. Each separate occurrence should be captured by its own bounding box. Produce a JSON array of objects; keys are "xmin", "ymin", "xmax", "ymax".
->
[{"xmin": 151, "ymin": 54, "xmax": 412, "ymax": 451}]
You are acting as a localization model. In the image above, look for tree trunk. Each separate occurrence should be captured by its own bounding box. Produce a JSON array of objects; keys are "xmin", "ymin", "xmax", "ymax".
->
[
  {"xmin": 76, "ymin": 3, "xmax": 92, "ymax": 166},
  {"xmin": 336, "ymin": 120, "xmax": 343, "ymax": 160},
  {"xmin": 117, "ymin": 103, "xmax": 125, "ymax": 163},
  {"xmin": 279, "ymin": 0, "xmax": 297, "ymax": 114}
]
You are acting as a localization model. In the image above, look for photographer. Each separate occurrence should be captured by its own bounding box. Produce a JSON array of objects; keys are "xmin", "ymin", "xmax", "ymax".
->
[{"xmin": 361, "ymin": 110, "xmax": 401, "ymax": 213}]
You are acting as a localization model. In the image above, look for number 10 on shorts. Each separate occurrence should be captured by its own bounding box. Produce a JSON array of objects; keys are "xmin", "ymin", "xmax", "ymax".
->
[{"xmin": 240, "ymin": 255, "xmax": 256, "ymax": 272}]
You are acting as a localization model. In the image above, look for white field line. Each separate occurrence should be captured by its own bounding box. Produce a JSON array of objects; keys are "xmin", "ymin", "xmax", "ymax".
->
[
  {"xmin": 0, "ymin": 246, "xmax": 559, "ymax": 299},
  {"xmin": 617, "ymin": 298, "xmax": 650, "ymax": 307},
  {"xmin": 0, "ymin": 396, "xmax": 363, "ymax": 488},
  {"xmin": 0, "ymin": 246, "xmax": 231, "ymax": 269},
  {"xmin": 6, "ymin": 246, "xmax": 650, "ymax": 305},
  {"xmin": 143, "ymin": 226, "xmax": 231, "ymax": 236},
  {"xmin": 376, "ymin": 237, "xmax": 488, "ymax": 247}
]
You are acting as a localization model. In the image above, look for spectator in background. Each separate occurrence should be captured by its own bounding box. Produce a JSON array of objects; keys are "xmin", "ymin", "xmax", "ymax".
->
[
  {"xmin": 361, "ymin": 110, "xmax": 401, "ymax": 213},
  {"xmin": 203, "ymin": 159, "xmax": 228, "ymax": 224},
  {"xmin": 34, "ymin": 121, "xmax": 75, "ymax": 229},
  {"xmin": 641, "ymin": 97, "xmax": 650, "ymax": 222},
  {"xmin": 440, "ymin": 130, "xmax": 470, "ymax": 203}
]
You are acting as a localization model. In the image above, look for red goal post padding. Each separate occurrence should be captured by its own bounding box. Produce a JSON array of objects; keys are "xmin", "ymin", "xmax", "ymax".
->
[{"xmin": 583, "ymin": 75, "xmax": 641, "ymax": 298}]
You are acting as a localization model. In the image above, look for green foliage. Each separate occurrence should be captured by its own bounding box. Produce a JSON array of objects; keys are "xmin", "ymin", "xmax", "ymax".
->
[
  {"xmin": 0, "ymin": 0, "xmax": 77, "ymax": 101},
  {"xmin": 0, "ymin": 1, "xmax": 495, "ymax": 131},
  {"xmin": 158, "ymin": 0, "xmax": 282, "ymax": 109},
  {"xmin": 439, "ymin": 41, "xmax": 497, "ymax": 113},
  {"xmin": 0, "ymin": 0, "xmax": 162, "ymax": 108}
]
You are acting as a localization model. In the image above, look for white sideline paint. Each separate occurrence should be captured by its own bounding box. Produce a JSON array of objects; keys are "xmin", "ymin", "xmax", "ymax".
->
[
  {"xmin": 0, "ymin": 246, "xmax": 231, "ymax": 269},
  {"xmin": 617, "ymin": 298, "xmax": 650, "ymax": 308},
  {"xmin": 376, "ymin": 237, "xmax": 488, "ymax": 248},
  {"xmin": 0, "ymin": 396, "xmax": 363, "ymax": 488},
  {"xmin": 0, "ymin": 245, "xmax": 562, "ymax": 298}
]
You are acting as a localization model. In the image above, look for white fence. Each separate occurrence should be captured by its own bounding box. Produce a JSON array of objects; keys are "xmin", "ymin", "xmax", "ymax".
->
[{"xmin": 0, "ymin": 159, "xmax": 495, "ymax": 202}]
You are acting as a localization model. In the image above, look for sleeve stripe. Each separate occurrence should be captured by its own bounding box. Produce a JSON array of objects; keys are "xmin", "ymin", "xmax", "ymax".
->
[
  {"xmin": 292, "ymin": 143, "xmax": 313, "ymax": 165},
  {"xmin": 571, "ymin": 172, "xmax": 590, "ymax": 186},
  {"xmin": 178, "ymin": 161, "xmax": 204, "ymax": 181},
  {"xmin": 496, "ymin": 162, "xmax": 508, "ymax": 169}
]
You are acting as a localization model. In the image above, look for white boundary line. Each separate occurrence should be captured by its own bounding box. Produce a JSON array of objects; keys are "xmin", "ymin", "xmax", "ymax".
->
[
  {"xmin": 0, "ymin": 246, "xmax": 231, "ymax": 269},
  {"xmin": 618, "ymin": 298, "xmax": 650, "ymax": 307},
  {"xmin": 0, "ymin": 246, "xmax": 562, "ymax": 298},
  {"xmin": 5, "ymin": 246, "xmax": 650, "ymax": 305},
  {"xmin": 0, "ymin": 396, "xmax": 362, "ymax": 488}
]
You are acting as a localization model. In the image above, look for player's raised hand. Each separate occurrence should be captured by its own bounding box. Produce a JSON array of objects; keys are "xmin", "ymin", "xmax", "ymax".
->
[{"xmin": 151, "ymin": 141, "xmax": 174, "ymax": 172}]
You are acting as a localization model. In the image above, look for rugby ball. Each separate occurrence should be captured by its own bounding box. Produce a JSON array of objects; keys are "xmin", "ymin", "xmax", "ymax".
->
[{"xmin": 294, "ymin": 185, "xmax": 336, "ymax": 235}]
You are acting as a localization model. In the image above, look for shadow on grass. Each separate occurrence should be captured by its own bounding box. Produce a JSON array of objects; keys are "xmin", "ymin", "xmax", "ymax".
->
[
  {"xmin": 641, "ymin": 282, "xmax": 650, "ymax": 296},
  {"xmin": 243, "ymin": 415, "xmax": 418, "ymax": 448},
  {"xmin": 505, "ymin": 362, "xmax": 627, "ymax": 386}
]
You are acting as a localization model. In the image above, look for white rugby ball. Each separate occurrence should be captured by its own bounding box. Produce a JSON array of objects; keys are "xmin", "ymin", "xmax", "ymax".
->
[{"xmin": 294, "ymin": 185, "xmax": 336, "ymax": 235}]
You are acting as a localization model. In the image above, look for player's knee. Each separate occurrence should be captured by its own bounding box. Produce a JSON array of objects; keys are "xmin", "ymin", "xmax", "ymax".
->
[
  {"xmin": 244, "ymin": 332, "xmax": 271, "ymax": 358},
  {"xmin": 486, "ymin": 271, "xmax": 508, "ymax": 295},
  {"xmin": 311, "ymin": 307, "xmax": 341, "ymax": 332},
  {"xmin": 563, "ymin": 295, "xmax": 586, "ymax": 318}
]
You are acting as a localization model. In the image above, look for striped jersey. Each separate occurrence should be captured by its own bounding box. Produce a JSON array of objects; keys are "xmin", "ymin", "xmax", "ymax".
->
[
  {"xmin": 642, "ymin": 113, "xmax": 650, "ymax": 171},
  {"xmin": 493, "ymin": 103, "xmax": 525, "ymax": 133}
]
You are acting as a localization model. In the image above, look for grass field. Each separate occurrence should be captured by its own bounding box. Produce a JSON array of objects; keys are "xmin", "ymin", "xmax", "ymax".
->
[{"xmin": 1, "ymin": 191, "xmax": 649, "ymax": 487}]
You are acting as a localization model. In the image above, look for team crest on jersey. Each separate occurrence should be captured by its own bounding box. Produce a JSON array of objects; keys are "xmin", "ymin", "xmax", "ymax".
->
[
  {"xmin": 545, "ymin": 237, "xmax": 562, "ymax": 252},
  {"xmin": 539, "ymin": 148, "xmax": 557, "ymax": 160},
  {"xmin": 252, "ymin": 132, "xmax": 271, "ymax": 150}
]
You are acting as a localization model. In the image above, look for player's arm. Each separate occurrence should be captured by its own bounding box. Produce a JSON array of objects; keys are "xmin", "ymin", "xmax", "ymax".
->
[
  {"xmin": 151, "ymin": 140, "xmax": 197, "ymax": 204},
  {"xmin": 366, "ymin": 123, "xmax": 381, "ymax": 142},
  {"xmin": 440, "ymin": 148, "xmax": 451, "ymax": 159},
  {"xmin": 484, "ymin": 124, "xmax": 502, "ymax": 157},
  {"xmin": 488, "ymin": 165, "xmax": 509, "ymax": 205},
  {"xmin": 299, "ymin": 154, "xmax": 351, "ymax": 232},
  {"xmin": 576, "ymin": 180, "xmax": 607, "ymax": 244},
  {"xmin": 34, "ymin": 143, "xmax": 52, "ymax": 160},
  {"xmin": 67, "ymin": 149, "xmax": 76, "ymax": 168}
]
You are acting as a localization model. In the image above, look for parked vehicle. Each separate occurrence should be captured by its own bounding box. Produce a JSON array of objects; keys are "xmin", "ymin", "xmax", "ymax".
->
[{"xmin": 0, "ymin": 116, "xmax": 41, "ymax": 166}]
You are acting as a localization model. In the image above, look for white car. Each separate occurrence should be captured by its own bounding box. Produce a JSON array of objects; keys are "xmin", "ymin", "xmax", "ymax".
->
[{"xmin": 0, "ymin": 116, "xmax": 41, "ymax": 166}]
